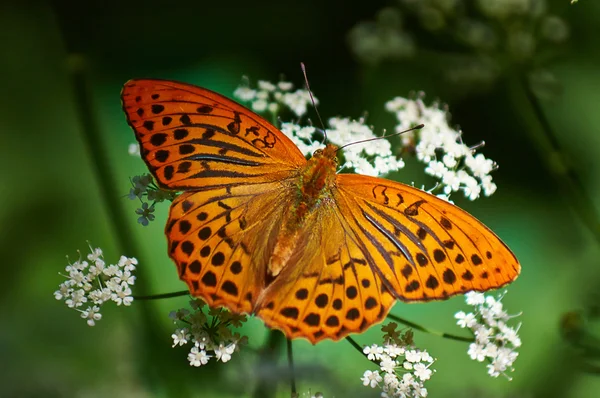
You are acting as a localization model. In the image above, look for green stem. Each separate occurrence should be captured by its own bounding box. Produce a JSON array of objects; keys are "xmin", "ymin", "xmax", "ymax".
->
[
  {"xmin": 386, "ymin": 313, "xmax": 474, "ymax": 343},
  {"xmin": 66, "ymin": 58, "xmax": 191, "ymax": 396},
  {"xmin": 345, "ymin": 336, "xmax": 368, "ymax": 358},
  {"xmin": 133, "ymin": 290, "xmax": 190, "ymax": 300},
  {"xmin": 512, "ymin": 74, "xmax": 600, "ymax": 244},
  {"xmin": 287, "ymin": 339, "xmax": 297, "ymax": 395},
  {"xmin": 252, "ymin": 330, "xmax": 285, "ymax": 398}
]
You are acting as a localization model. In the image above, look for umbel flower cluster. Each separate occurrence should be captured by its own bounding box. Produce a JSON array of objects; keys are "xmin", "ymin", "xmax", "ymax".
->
[
  {"xmin": 455, "ymin": 291, "xmax": 522, "ymax": 378},
  {"xmin": 54, "ymin": 246, "xmax": 137, "ymax": 326},
  {"xmin": 170, "ymin": 299, "xmax": 248, "ymax": 367},
  {"xmin": 348, "ymin": 0, "xmax": 569, "ymax": 95},
  {"xmin": 234, "ymin": 78, "xmax": 498, "ymax": 202},
  {"xmin": 361, "ymin": 323, "xmax": 435, "ymax": 397}
]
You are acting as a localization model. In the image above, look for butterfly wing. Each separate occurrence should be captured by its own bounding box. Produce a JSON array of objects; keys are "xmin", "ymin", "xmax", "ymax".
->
[
  {"xmin": 254, "ymin": 197, "xmax": 397, "ymax": 343},
  {"xmin": 122, "ymin": 79, "xmax": 307, "ymax": 314},
  {"xmin": 121, "ymin": 79, "xmax": 306, "ymax": 190},
  {"xmin": 167, "ymin": 182, "xmax": 296, "ymax": 313},
  {"xmin": 334, "ymin": 174, "xmax": 520, "ymax": 301}
]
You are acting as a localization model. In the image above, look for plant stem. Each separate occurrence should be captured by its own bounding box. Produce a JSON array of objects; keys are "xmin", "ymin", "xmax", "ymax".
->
[
  {"xmin": 514, "ymin": 74, "xmax": 600, "ymax": 244},
  {"xmin": 67, "ymin": 57, "xmax": 191, "ymax": 396},
  {"xmin": 252, "ymin": 330, "xmax": 285, "ymax": 398},
  {"xmin": 386, "ymin": 313, "xmax": 473, "ymax": 343},
  {"xmin": 287, "ymin": 339, "xmax": 297, "ymax": 395},
  {"xmin": 133, "ymin": 290, "xmax": 190, "ymax": 300},
  {"xmin": 345, "ymin": 336, "xmax": 367, "ymax": 358}
]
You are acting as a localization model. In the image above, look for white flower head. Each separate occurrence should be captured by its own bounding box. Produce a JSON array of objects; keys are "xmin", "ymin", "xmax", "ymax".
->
[
  {"xmin": 457, "ymin": 291, "xmax": 521, "ymax": 378},
  {"xmin": 56, "ymin": 246, "xmax": 137, "ymax": 326},
  {"xmin": 362, "ymin": 330, "xmax": 435, "ymax": 397},
  {"xmin": 170, "ymin": 299, "xmax": 248, "ymax": 368}
]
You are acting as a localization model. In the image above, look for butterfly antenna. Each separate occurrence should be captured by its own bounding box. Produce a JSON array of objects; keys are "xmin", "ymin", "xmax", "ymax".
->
[
  {"xmin": 337, "ymin": 124, "xmax": 425, "ymax": 152},
  {"xmin": 301, "ymin": 62, "xmax": 328, "ymax": 144}
]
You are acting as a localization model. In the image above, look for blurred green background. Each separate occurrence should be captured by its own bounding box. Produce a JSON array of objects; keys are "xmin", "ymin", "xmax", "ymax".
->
[{"xmin": 2, "ymin": 0, "xmax": 600, "ymax": 397}]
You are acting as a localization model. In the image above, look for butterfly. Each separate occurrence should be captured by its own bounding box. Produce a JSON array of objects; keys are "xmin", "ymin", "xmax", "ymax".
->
[{"xmin": 121, "ymin": 79, "xmax": 520, "ymax": 344}]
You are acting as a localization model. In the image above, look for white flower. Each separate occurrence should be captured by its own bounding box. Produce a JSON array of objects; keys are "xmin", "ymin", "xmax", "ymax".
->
[
  {"xmin": 66, "ymin": 289, "xmax": 87, "ymax": 308},
  {"xmin": 413, "ymin": 363, "xmax": 433, "ymax": 381},
  {"xmin": 118, "ymin": 256, "xmax": 138, "ymax": 272},
  {"xmin": 128, "ymin": 143, "xmax": 140, "ymax": 157},
  {"xmin": 465, "ymin": 291, "xmax": 485, "ymax": 305},
  {"xmin": 455, "ymin": 311, "xmax": 477, "ymax": 328},
  {"xmin": 172, "ymin": 328, "xmax": 190, "ymax": 347},
  {"xmin": 112, "ymin": 282, "xmax": 133, "ymax": 306},
  {"xmin": 54, "ymin": 282, "xmax": 72, "ymax": 301},
  {"xmin": 364, "ymin": 344, "xmax": 384, "ymax": 360},
  {"xmin": 251, "ymin": 99, "xmax": 268, "ymax": 112},
  {"xmin": 214, "ymin": 342, "xmax": 236, "ymax": 363},
  {"xmin": 424, "ymin": 160, "xmax": 447, "ymax": 178},
  {"xmin": 384, "ymin": 343, "xmax": 405, "ymax": 358},
  {"xmin": 277, "ymin": 81, "xmax": 293, "ymax": 91},
  {"xmin": 474, "ymin": 325, "xmax": 493, "ymax": 345},
  {"xmin": 80, "ymin": 305, "xmax": 102, "ymax": 326},
  {"xmin": 114, "ymin": 269, "xmax": 136, "ymax": 285},
  {"xmin": 257, "ymin": 80, "xmax": 276, "ymax": 91},
  {"xmin": 405, "ymin": 350, "xmax": 422, "ymax": 363},
  {"xmin": 465, "ymin": 153, "xmax": 495, "ymax": 178},
  {"xmin": 188, "ymin": 345, "xmax": 211, "ymax": 367},
  {"xmin": 233, "ymin": 86, "xmax": 256, "ymax": 101},
  {"xmin": 468, "ymin": 343, "xmax": 486, "ymax": 362},
  {"xmin": 380, "ymin": 356, "xmax": 397, "ymax": 374},
  {"xmin": 481, "ymin": 175, "xmax": 497, "ymax": 196},
  {"xmin": 361, "ymin": 370, "xmax": 383, "ymax": 388}
]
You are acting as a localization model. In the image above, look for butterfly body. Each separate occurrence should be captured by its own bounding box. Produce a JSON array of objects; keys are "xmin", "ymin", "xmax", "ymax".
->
[
  {"xmin": 122, "ymin": 79, "xmax": 520, "ymax": 344},
  {"xmin": 270, "ymin": 145, "xmax": 338, "ymax": 277}
]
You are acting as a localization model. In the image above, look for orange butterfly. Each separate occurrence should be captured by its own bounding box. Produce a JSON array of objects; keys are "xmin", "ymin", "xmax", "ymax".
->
[{"xmin": 122, "ymin": 79, "xmax": 520, "ymax": 344}]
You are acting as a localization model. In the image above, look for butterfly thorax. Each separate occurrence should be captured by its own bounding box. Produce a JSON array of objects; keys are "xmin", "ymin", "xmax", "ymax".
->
[{"xmin": 267, "ymin": 144, "xmax": 339, "ymax": 278}]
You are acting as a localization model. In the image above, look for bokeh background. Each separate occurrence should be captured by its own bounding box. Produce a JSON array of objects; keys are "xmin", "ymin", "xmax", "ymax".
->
[{"xmin": 2, "ymin": 0, "xmax": 600, "ymax": 397}]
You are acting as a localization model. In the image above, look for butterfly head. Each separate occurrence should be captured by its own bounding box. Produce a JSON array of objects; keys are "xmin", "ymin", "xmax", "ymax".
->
[{"xmin": 312, "ymin": 144, "xmax": 339, "ymax": 164}]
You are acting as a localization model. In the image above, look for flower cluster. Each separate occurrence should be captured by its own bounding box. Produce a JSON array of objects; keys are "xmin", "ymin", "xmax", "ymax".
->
[
  {"xmin": 386, "ymin": 95, "xmax": 497, "ymax": 200},
  {"xmin": 170, "ymin": 299, "xmax": 248, "ymax": 367},
  {"xmin": 361, "ymin": 323, "xmax": 435, "ymax": 397},
  {"xmin": 238, "ymin": 78, "xmax": 499, "ymax": 198},
  {"xmin": 281, "ymin": 117, "xmax": 406, "ymax": 177},
  {"xmin": 348, "ymin": 0, "xmax": 569, "ymax": 95},
  {"xmin": 455, "ymin": 291, "xmax": 521, "ymax": 379},
  {"xmin": 127, "ymin": 174, "xmax": 176, "ymax": 225},
  {"xmin": 54, "ymin": 246, "xmax": 137, "ymax": 326},
  {"xmin": 234, "ymin": 78, "xmax": 316, "ymax": 118}
]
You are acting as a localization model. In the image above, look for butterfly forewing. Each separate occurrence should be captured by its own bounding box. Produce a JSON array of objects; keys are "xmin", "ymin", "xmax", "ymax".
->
[
  {"xmin": 121, "ymin": 79, "xmax": 306, "ymax": 190},
  {"xmin": 335, "ymin": 174, "xmax": 520, "ymax": 301}
]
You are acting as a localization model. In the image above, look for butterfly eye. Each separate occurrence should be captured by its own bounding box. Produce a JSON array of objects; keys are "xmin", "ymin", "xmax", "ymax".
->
[{"xmin": 313, "ymin": 149, "xmax": 323, "ymax": 157}]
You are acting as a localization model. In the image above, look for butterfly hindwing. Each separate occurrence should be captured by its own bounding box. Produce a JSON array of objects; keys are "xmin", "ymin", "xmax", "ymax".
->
[
  {"xmin": 168, "ymin": 181, "xmax": 294, "ymax": 313},
  {"xmin": 255, "ymin": 200, "xmax": 396, "ymax": 343}
]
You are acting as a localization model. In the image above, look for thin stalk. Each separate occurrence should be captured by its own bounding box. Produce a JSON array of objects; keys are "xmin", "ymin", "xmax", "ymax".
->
[
  {"xmin": 346, "ymin": 336, "xmax": 368, "ymax": 358},
  {"xmin": 514, "ymin": 73, "xmax": 600, "ymax": 244},
  {"xmin": 67, "ymin": 58, "xmax": 190, "ymax": 396},
  {"xmin": 133, "ymin": 290, "xmax": 190, "ymax": 300},
  {"xmin": 252, "ymin": 330, "xmax": 285, "ymax": 398},
  {"xmin": 287, "ymin": 339, "xmax": 297, "ymax": 395},
  {"xmin": 386, "ymin": 313, "xmax": 473, "ymax": 343}
]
